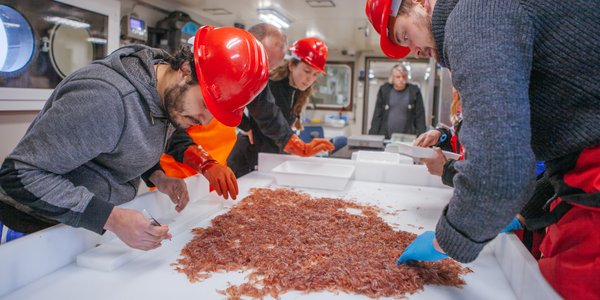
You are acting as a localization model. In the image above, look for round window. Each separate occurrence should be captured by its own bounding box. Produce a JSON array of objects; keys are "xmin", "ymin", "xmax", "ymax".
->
[
  {"xmin": 49, "ymin": 19, "xmax": 94, "ymax": 78},
  {"xmin": 0, "ymin": 5, "xmax": 35, "ymax": 73}
]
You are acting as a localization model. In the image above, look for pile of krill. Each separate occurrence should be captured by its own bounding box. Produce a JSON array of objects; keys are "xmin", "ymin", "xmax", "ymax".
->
[{"xmin": 174, "ymin": 188, "xmax": 471, "ymax": 299}]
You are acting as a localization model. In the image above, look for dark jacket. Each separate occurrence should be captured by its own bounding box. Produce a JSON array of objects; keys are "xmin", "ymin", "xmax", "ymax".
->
[
  {"xmin": 368, "ymin": 82, "xmax": 426, "ymax": 138},
  {"xmin": 227, "ymin": 78, "xmax": 298, "ymax": 177},
  {"xmin": 0, "ymin": 45, "xmax": 171, "ymax": 234}
]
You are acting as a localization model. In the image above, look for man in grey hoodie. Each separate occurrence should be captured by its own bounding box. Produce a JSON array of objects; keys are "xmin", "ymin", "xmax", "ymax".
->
[
  {"xmin": 0, "ymin": 26, "xmax": 268, "ymax": 250},
  {"xmin": 367, "ymin": 0, "xmax": 600, "ymax": 297}
]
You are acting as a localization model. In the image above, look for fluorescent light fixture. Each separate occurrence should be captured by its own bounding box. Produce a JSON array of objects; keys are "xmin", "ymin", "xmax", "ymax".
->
[
  {"xmin": 306, "ymin": 0, "xmax": 335, "ymax": 7},
  {"xmin": 257, "ymin": 8, "xmax": 290, "ymax": 29},
  {"xmin": 44, "ymin": 16, "xmax": 90, "ymax": 29},
  {"xmin": 305, "ymin": 28, "xmax": 325, "ymax": 41},
  {"xmin": 202, "ymin": 8, "xmax": 232, "ymax": 15},
  {"xmin": 87, "ymin": 37, "xmax": 107, "ymax": 44}
]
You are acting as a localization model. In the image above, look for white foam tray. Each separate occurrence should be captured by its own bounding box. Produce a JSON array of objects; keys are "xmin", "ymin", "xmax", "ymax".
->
[
  {"xmin": 355, "ymin": 150, "xmax": 403, "ymax": 164},
  {"xmin": 272, "ymin": 161, "xmax": 355, "ymax": 190},
  {"xmin": 386, "ymin": 142, "xmax": 461, "ymax": 160}
]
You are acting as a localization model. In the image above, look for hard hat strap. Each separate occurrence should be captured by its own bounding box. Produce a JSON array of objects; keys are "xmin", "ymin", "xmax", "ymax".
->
[{"xmin": 390, "ymin": 0, "xmax": 403, "ymax": 17}]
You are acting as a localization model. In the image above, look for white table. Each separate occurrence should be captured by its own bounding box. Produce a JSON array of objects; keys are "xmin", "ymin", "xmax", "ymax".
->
[{"xmin": 0, "ymin": 154, "xmax": 559, "ymax": 300}]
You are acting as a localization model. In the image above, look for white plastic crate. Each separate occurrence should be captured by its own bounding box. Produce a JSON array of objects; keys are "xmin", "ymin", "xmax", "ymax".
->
[
  {"xmin": 272, "ymin": 161, "xmax": 354, "ymax": 190},
  {"xmin": 386, "ymin": 142, "xmax": 461, "ymax": 160}
]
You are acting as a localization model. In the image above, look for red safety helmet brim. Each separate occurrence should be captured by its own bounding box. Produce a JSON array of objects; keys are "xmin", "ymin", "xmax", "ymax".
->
[
  {"xmin": 366, "ymin": 0, "xmax": 411, "ymax": 59},
  {"xmin": 301, "ymin": 57, "xmax": 326, "ymax": 74},
  {"xmin": 192, "ymin": 26, "xmax": 268, "ymax": 127},
  {"xmin": 289, "ymin": 37, "xmax": 328, "ymax": 74}
]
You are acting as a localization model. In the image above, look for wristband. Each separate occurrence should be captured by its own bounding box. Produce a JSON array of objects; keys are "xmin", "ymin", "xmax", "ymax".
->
[
  {"xmin": 439, "ymin": 133, "xmax": 447, "ymax": 143},
  {"xmin": 435, "ymin": 128, "xmax": 447, "ymax": 143}
]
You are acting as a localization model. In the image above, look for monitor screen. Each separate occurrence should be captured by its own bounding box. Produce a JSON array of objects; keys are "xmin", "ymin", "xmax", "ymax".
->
[{"xmin": 129, "ymin": 17, "xmax": 144, "ymax": 32}]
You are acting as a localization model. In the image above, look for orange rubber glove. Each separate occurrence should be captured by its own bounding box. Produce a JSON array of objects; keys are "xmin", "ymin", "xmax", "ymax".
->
[
  {"xmin": 183, "ymin": 145, "xmax": 238, "ymax": 200},
  {"xmin": 283, "ymin": 134, "xmax": 335, "ymax": 157}
]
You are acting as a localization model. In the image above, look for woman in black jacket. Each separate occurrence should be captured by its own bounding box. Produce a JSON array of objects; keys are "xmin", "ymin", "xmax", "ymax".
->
[{"xmin": 227, "ymin": 38, "xmax": 334, "ymax": 177}]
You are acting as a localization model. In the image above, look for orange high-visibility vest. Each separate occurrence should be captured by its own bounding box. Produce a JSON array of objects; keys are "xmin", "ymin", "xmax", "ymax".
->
[{"xmin": 160, "ymin": 118, "xmax": 237, "ymax": 179}]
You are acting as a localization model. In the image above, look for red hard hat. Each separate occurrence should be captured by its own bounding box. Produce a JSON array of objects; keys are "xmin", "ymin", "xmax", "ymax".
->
[
  {"xmin": 289, "ymin": 37, "xmax": 328, "ymax": 74},
  {"xmin": 192, "ymin": 26, "xmax": 269, "ymax": 127},
  {"xmin": 365, "ymin": 0, "xmax": 411, "ymax": 59}
]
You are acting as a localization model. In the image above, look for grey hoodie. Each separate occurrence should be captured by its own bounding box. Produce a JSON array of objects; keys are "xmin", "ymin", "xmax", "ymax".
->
[{"xmin": 0, "ymin": 45, "xmax": 173, "ymax": 234}]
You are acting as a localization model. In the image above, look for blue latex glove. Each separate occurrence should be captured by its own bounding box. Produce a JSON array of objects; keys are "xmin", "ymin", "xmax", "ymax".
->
[
  {"xmin": 501, "ymin": 217, "xmax": 523, "ymax": 233},
  {"xmin": 535, "ymin": 161, "xmax": 545, "ymax": 177},
  {"xmin": 397, "ymin": 231, "xmax": 448, "ymax": 264}
]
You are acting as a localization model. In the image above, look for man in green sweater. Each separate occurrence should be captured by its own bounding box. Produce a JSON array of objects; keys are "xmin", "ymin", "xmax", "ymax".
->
[{"xmin": 366, "ymin": 0, "xmax": 600, "ymax": 297}]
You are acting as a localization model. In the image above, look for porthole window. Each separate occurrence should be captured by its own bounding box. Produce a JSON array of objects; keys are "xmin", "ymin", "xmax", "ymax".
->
[
  {"xmin": 0, "ymin": 5, "xmax": 35, "ymax": 73},
  {"xmin": 49, "ymin": 19, "xmax": 94, "ymax": 78}
]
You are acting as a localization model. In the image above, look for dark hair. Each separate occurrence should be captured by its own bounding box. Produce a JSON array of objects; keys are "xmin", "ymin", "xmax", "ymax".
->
[
  {"xmin": 164, "ymin": 45, "xmax": 198, "ymax": 84},
  {"xmin": 397, "ymin": 0, "xmax": 417, "ymax": 16}
]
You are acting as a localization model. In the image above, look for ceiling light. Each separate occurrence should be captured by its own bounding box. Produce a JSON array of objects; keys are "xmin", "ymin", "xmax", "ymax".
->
[
  {"xmin": 305, "ymin": 28, "xmax": 325, "ymax": 41},
  {"xmin": 87, "ymin": 37, "xmax": 107, "ymax": 44},
  {"xmin": 257, "ymin": 8, "xmax": 290, "ymax": 29},
  {"xmin": 44, "ymin": 16, "xmax": 90, "ymax": 29},
  {"xmin": 306, "ymin": 0, "xmax": 335, "ymax": 7},
  {"xmin": 202, "ymin": 8, "xmax": 232, "ymax": 15}
]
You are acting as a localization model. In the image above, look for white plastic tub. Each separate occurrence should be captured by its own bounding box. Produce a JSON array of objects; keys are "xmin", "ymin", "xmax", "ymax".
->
[
  {"xmin": 355, "ymin": 150, "xmax": 402, "ymax": 164},
  {"xmin": 385, "ymin": 142, "xmax": 461, "ymax": 160},
  {"xmin": 271, "ymin": 161, "xmax": 355, "ymax": 190}
]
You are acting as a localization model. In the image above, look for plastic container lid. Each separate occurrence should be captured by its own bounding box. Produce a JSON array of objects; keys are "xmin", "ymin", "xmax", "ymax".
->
[{"xmin": 385, "ymin": 142, "xmax": 461, "ymax": 160}]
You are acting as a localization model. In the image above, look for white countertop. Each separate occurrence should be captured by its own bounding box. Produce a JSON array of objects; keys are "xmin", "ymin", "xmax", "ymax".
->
[{"xmin": 0, "ymin": 154, "xmax": 559, "ymax": 300}]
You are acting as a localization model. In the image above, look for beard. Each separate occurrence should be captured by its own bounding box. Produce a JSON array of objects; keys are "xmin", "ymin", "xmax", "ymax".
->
[
  {"xmin": 393, "ymin": 80, "xmax": 407, "ymax": 90},
  {"xmin": 164, "ymin": 83, "xmax": 192, "ymax": 129}
]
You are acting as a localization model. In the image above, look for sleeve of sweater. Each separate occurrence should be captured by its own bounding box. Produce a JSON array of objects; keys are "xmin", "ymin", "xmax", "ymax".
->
[
  {"xmin": 238, "ymin": 114, "xmax": 252, "ymax": 132},
  {"xmin": 0, "ymin": 79, "xmax": 124, "ymax": 234},
  {"xmin": 435, "ymin": 0, "xmax": 537, "ymax": 263},
  {"xmin": 246, "ymin": 86, "xmax": 294, "ymax": 150},
  {"xmin": 140, "ymin": 162, "xmax": 163, "ymax": 188},
  {"xmin": 441, "ymin": 159, "xmax": 458, "ymax": 187}
]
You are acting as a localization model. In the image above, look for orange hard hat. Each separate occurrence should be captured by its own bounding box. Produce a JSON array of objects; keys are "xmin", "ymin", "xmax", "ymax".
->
[
  {"xmin": 289, "ymin": 37, "xmax": 328, "ymax": 74},
  {"xmin": 365, "ymin": 0, "xmax": 411, "ymax": 59},
  {"xmin": 191, "ymin": 26, "xmax": 269, "ymax": 127}
]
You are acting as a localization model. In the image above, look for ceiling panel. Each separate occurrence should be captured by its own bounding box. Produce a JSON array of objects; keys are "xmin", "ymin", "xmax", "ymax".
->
[{"xmin": 143, "ymin": 0, "xmax": 383, "ymax": 55}]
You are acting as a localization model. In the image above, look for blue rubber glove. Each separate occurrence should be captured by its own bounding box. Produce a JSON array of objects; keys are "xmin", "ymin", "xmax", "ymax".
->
[
  {"xmin": 501, "ymin": 217, "xmax": 523, "ymax": 233},
  {"xmin": 396, "ymin": 231, "xmax": 448, "ymax": 264}
]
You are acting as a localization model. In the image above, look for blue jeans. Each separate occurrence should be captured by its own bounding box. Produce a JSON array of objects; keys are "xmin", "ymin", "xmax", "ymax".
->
[{"xmin": 0, "ymin": 221, "xmax": 25, "ymax": 245}]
